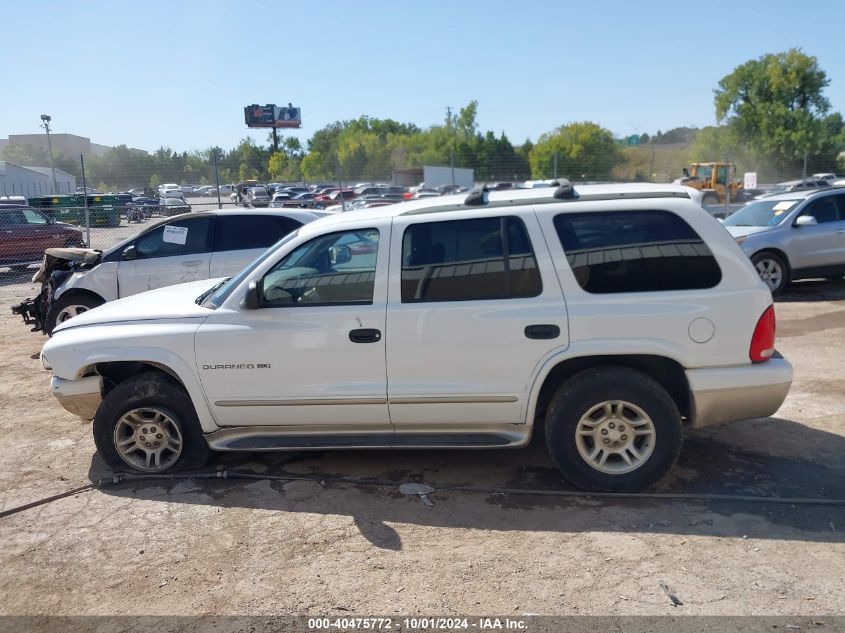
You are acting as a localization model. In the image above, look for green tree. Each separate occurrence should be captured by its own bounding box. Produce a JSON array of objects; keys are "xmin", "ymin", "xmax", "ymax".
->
[
  {"xmin": 715, "ymin": 49, "xmax": 831, "ymax": 173},
  {"xmin": 529, "ymin": 122, "xmax": 622, "ymax": 180}
]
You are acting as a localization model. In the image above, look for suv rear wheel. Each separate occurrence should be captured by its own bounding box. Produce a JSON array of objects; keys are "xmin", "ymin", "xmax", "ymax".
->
[
  {"xmin": 545, "ymin": 367, "xmax": 683, "ymax": 492},
  {"xmin": 93, "ymin": 373, "xmax": 210, "ymax": 473}
]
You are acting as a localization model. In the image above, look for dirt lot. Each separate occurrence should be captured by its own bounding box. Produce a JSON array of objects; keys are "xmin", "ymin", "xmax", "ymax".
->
[{"xmin": 0, "ymin": 273, "xmax": 843, "ymax": 618}]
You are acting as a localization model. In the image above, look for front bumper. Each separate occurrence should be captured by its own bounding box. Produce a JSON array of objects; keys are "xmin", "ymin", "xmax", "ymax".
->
[
  {"xmin": 686, "ymin": 356, "xmax": 793, "ymax": 428},
  {"xmin": 51, "ymin": 375, "xmax": 103, "ymax": 420}
]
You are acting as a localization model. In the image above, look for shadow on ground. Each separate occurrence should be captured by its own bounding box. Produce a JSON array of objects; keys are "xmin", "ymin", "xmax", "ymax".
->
[{"xmin": 90, "ymin": 416, "xmax": 845, "ymax": 549}]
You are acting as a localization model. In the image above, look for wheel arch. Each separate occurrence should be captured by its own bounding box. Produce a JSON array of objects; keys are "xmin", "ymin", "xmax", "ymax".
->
[
  {"xmin": 52, "ymin": 287, "xmax": 106, "ymax": 305},
  {"xmin": 528, "ymin": 354, "xmax": 692, "ymax": 426},
  {"xmin": 751, "ymin": 247, "xmax": 791, "ymax": 274},
  {"xmin": 72, "ymin": 352, "xmax": 219, "ymax": 433}
]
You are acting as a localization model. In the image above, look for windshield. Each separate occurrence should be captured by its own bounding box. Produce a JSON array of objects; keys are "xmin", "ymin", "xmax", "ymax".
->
[
  {"xmin": 724, "ymin": 199, "xmax": 801, "ymax": 227},
  {"xmin": 199, "ymin": 228, "xmax": 300, "ymax": 308}
]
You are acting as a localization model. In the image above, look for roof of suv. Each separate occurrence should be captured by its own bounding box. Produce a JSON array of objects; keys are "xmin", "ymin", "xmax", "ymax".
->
[{"xmin": 304, "ymin": 182, "xmax": 699, "ymax": 233}]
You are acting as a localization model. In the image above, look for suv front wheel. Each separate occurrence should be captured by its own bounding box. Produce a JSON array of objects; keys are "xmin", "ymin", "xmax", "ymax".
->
[
  {"xmin": 93, "ymin": 373, "xmax": 210, "ymax": 473},
  {"xmin": 545, "ymin": 367, "xmax": 683, "ymax": 492},
  {"xmin": 751, "ymin": 251, "xmax": 789, "ymax": 296}
]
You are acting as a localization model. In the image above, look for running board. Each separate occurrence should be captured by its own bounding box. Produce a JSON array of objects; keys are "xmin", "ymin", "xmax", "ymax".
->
[{"xmin": 206, "ymin": 430, "xmax": 519, "ymax": 451}]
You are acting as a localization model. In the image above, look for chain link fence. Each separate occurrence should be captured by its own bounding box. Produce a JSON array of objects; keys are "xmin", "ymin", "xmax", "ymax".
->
[{"xmin": 2, "ymin": 148, "xmax": 843, "ymax": 285}]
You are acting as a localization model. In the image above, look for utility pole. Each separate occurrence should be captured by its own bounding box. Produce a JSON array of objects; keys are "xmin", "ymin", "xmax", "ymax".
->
[
  {"xmin": 213, "ymin": 150, "xmax": 222, "ymax": 209},
  {"xmin": 80, "ymin": 154, "xmax": 90, "ymax": 248},
  {"xmin": 272, "ymin": 128, "xmax": 279, "ymax": 153},
  {"xmin": 337, "ymin": 155, "xmax": 346, "ymax": 212},
  {"xmin": 802, "ymin": 150, "xmax": 808, "ymax": 184},
  {"xmin": 40, "ymin": 114, "xmax": 58, "ymax": 194},
  {"xmin": 447, "ymin": 106, "xmax": 455, "ymax": 189}
]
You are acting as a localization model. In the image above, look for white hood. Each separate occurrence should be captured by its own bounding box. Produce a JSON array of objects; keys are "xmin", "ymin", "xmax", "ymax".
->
[
  {"xmin": 725, "ymin": 225, "xmax": 771, "ymax": 238},
  {"xmin": 53, "ymin": 278, "xmax": 222, "ymax": 332}
]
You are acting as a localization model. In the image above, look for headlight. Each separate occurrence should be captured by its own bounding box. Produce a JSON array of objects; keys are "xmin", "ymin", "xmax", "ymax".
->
[
  {"xmin": 40, "ymin": 353, "xmax": 52, "ymax": 370},
  {"xmin": 734, "ymin": 236, "xmax": 748, "ymax": 246}
]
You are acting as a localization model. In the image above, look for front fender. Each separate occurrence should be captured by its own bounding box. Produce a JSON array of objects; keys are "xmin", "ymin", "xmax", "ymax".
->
[{"xmin": 42, "ymin": 321, "xmax": 219, "ymax": 433}]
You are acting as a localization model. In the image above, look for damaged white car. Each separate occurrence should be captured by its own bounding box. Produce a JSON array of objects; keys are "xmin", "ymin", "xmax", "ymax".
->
[{"xmin": 13, "ymin": 209, "xmax": 318, "ymax": 334}]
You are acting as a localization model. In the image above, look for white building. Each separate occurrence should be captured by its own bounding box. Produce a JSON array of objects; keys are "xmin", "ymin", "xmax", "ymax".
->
[{"xmin": 0, "ymin": 162, "xmax": 77, "ymax": 197}]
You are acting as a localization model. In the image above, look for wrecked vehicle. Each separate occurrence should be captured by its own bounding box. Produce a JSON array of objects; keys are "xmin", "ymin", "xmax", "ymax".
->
[{"xmin": 12, "ymin": 209, "xmax": 319, "ymax": 334}]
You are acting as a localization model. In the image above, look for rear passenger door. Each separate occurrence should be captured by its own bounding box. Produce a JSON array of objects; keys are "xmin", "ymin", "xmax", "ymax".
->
[
  {"xmin": 116, "ymin": 215, "xmax": 213, "ymax": 297},
  {"xmin": 386, "ymin": 210, "xmax": 569, "ymax": 427},
  {"xmin": 209, "ymin": 214, "xmax": 303, "ymax": 277}
]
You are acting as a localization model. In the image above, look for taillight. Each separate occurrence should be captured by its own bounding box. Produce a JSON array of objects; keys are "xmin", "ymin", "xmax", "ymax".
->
[{"xmin": 749, "ymin": 305, "xmax": 776, "ymax": 362}]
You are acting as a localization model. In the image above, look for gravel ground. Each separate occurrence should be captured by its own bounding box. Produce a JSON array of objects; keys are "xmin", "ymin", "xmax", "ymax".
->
[{"xmin": 0, "ymin": 274, "xmax": 843, "ymax": 617}]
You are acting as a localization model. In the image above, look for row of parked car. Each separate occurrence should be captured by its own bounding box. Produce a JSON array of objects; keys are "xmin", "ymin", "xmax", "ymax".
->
[{"xmin": 229, "ymin": 181, "xmax": 473, "ymax": 211}]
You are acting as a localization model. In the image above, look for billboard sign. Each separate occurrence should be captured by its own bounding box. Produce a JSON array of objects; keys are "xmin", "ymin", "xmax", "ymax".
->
[{"xmin": 244, "ymin": 103, "xmax": 301, "ymax": 128}]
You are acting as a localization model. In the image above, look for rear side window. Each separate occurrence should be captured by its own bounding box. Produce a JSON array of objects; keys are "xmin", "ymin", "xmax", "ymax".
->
[
  {"xmin": 214, "ymin": 215, "xmax": 303, "ymax": 252},
  {"xmin": 554, "ymin": 210, "xmax": 721, "ymax": 293},
  {"xmin": 401, "ymin": 216, "xmax": 542, "ymax": 303}
]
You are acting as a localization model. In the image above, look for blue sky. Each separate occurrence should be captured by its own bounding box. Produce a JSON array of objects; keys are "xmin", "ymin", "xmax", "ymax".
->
[{"xmin": 2, "ymin": 0, "xmax": 843, "ymax": 153}]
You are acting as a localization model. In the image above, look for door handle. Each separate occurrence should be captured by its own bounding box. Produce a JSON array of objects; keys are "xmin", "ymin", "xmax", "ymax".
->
[
  {"xmin": 525, "ymin": 324, "xmax": 560, "ymax": 340},
  {"xmin": 349, "ymin": 328, "xmax": 381, "ymax": 344}
]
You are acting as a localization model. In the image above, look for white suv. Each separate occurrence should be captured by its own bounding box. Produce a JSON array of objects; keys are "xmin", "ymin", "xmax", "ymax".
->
[{"xmin": 41, "ymin": 183, "xmax": 793, "ymax": 491}]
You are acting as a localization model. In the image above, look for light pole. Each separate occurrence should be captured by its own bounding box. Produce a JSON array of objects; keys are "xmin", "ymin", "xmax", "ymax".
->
[{"xmin": 40, "ymin": 114, "xmax": 58, "ymax": 194}]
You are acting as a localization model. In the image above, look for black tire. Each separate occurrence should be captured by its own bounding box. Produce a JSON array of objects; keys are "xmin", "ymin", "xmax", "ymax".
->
[
  {"xmin": 45, "ymin": 292, "xmax": 105, "ymax": 335},
  {"xmin": 544, "ymin": 367, "xmax": 683, "ymax": 492},
  {"xmin": 751, "ymin": 251, "xmax": 789, "ymax": 296},
  {"xmin": 93, "ymin": 373, "xmax": 210, "ymax": 473}
]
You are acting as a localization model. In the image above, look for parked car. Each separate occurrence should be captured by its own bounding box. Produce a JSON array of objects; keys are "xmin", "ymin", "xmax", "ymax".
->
[
  {"xmin": 158, "ymin": 197, "xmax": 192, "ymax": 216},
  {"xmin": 0, "ymin": 205, "xmax": 85, "ymax": 271},
  {"xmin": 755, "ymin": 178, "xmax": 829, "ymax": 199},
  {"xmin": 269, "ymin": 192, "xmax": 294, "ymax": 206},
  {"xmin": 233, "ymin": 181, "xmax": 261, "ymax": 205},
  {"xmin": 723, "ymin": 188, "xmax": 845, "ymax": 295},
  {"xmin": 158, "ymin": 184, "xmax": 184, "ymax": 199},
  {"xmin": 127, "ymin": 188, "xmax": 146, "ymax": 197},
  {"xmin": 217, "ymin": 184, "xmax": 235, "ymax": 195},
  {"xmin": 193, "ymin": 186, "xmax": 214, "ymax": 197},
  {"xmin": 315, "ymin": 189, "xmax": 355, "ymax": 206},
  {"xmin": 12, "ymin": 209, "xmax": 320, "ymax": 334},
  {"xmin": 125, "ymin": 197, "xmax": 160, "ymax": 219},
  {"xmin": 39, "ymin": 183, "xmax": 791, "ymax": 492},
  {"xmin": 813, "ymin": 173, "xmax": 839, "ymax": 186},
  {"xmin": 244, "ymin": 187, "xmax": 271, "ymax": 208}
]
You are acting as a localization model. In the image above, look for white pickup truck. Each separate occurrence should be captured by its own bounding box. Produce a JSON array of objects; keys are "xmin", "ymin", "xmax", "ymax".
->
[{"xmin": 41, "ymin": 182, "xmax": 793, "ymax": 491}]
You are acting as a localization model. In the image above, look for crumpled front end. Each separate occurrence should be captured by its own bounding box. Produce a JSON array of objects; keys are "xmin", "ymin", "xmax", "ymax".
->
[{"xmin": 10, "ymin": 248, "xmax": 101, "ymax": 334}]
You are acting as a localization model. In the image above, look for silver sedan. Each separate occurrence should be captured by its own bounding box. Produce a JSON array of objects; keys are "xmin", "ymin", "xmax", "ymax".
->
[{"xmin": 723, "ymin": 187, "xmax": 845, "ymax": 295}]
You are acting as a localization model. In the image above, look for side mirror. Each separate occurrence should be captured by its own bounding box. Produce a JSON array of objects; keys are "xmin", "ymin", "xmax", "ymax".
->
[
  {"xmin": 329, "ymin": 244, "xmax": 352, "ymax": 265},
  {"xmin": 122, "ymin": 245, "xmax": 137, "ymax": 260},
  {"xmin": 243, "ymin": 279, "xmax": 263, "ymax": 309},
  {"xmin": 795, "ymin": 215, "xmax": 818, "ymax": 228}
]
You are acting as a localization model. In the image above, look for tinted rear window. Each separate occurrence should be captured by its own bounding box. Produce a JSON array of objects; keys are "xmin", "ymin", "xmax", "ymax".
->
[
  {"xmin": 213, "ymin": 215, "xmax": 303, "ymax": 252},
  {"xmin": 554, "ymin": 210, "xmax": 721, "ymax": 293},
  {"xmin": 401, "ymin": 216, "xmax": 542, "ymax": 302}
]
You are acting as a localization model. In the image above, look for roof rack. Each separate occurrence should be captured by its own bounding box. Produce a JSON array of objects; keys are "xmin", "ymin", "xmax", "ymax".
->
[{"xmin": 400, "ymin": 182, "xmax": 690, "ymax": 217}]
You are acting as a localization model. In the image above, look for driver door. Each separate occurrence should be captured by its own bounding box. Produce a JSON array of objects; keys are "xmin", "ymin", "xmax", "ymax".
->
[
  {"xmin": 195, "ymin": 220, "xmax": 390, "ymax": 428},
  {"xmin": 116, "ymin": 216, "xmax": 213, "ymax": 297},
  {"xmin": 790, "ymin": 194, "xmax": 845, "ymax": 270}
]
